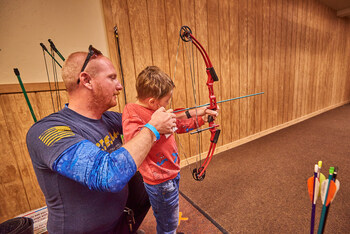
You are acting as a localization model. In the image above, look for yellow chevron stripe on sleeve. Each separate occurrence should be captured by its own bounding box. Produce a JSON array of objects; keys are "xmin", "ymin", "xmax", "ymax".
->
[{"xmin": 39, "ymin": 126, "xmax": 75, "ymax": 147}]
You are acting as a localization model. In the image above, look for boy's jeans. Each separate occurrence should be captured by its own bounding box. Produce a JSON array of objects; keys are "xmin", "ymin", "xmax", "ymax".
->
[{"xmin": 144, "ymin": 173, "xmax": 180, "ymax": 234}]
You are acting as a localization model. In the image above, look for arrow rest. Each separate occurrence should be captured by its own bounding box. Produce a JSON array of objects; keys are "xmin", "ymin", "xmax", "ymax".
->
[{"xmin": 192, "ymin": 167, "xmax": 206, "ymax": 181}]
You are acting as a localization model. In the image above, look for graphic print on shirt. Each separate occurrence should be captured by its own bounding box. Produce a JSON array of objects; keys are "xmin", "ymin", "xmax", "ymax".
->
[
  {"xmin": 178, "ymin": 124, "xmax": 194, "ymax": 133},
  {"xmin": 156, "ymin": 153, "xmax": 168, "ymax": 166},
  {"xmin": 172, "ymin": 152, "xmax": 178, "ymax": 163},
  {"xmin": 95, "ymin": 131, "xmax": 122, "ymax": 152},
  {"xmin": 39, "ymin": 126, "xmax": 75, "ymax": 146}
]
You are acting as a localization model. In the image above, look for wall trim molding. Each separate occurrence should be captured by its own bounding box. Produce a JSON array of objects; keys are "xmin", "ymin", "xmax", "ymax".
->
[{"xmin": 0, "ymin": 82, "xmax": 66, "ymax": 94}]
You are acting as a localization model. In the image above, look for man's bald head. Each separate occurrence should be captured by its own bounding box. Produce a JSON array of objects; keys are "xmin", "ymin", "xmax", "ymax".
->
[{"xmin": 62, "ymin": 52, "xmax": 104, "ymax": 93}]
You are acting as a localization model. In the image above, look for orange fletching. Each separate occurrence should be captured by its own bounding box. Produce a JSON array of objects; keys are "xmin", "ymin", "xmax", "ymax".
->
[
  {"xmin": 307, "ymin": 177, "xmax": 315, "ymax": 202},
  {"xmin": 325, "ymin": 180, "xmax": 336, "ymax": 206}
]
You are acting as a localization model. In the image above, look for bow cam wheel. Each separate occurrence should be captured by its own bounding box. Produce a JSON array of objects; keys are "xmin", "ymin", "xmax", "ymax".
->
[
  {"xmin": 180, "ymin": 26, "xmax": 192, "ymax": 42},
  {"xmin": 192, "ymin": 167, "xmax": 206, "ymax": 181}
]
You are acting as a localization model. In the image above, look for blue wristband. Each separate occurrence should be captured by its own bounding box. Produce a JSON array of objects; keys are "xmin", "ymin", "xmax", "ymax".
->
[{"xmin": 144, "ymin": 123, "xmax": 160, "ymax": 141}]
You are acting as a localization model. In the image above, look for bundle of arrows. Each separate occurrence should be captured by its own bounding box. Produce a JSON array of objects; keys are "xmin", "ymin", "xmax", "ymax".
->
[{"xmin": 307, "ymin": 161, "xmax": 340, "ymax": 234}]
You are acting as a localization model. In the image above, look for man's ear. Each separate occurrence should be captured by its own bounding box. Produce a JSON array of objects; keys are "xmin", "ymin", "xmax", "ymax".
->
[{"xmin": 79, "ymin": 72, "xmax": 92, "ymax": 90}]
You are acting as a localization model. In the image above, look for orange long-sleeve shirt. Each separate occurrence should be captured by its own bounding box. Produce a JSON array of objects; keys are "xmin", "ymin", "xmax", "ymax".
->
[{"xmin": 122, "ymin": 103, "xmax": 204, "ymax": 185}]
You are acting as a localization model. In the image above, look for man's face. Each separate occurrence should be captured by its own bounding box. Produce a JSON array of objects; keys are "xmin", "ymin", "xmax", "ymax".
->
[{"xmin": 90, "ymin": 57, "xmax": 123, "ymax": 110}]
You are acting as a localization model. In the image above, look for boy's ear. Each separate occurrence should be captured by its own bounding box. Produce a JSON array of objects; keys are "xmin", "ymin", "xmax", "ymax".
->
[
  {"xmin": 149, "ymin": 98, "xmax": 156, "ymax": 105},
  {"xmin": 148, "ymin": 97, "xmax": 159, "ymax": 109}
]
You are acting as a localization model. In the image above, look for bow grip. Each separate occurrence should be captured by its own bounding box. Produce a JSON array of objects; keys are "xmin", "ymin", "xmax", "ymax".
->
[
  {"xmin": 208, "ymin": 67, "xmax": 219, "ymax": 82},
  {"xmin": 211, "ymin": 129, "xmax": 221, "ymax": 143}
]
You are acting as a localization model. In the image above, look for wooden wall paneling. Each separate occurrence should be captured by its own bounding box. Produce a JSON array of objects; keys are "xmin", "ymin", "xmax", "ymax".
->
[
  {"xmin": 115, "ymin": 0, "xmax": 135, "ymax": 105},
  {"xmin": 340, "ymin": 22, "xmax": 349, "ymax": 102},
  {"xmin": 327, "ymin": 8, "xmax": 336, "ymax": 107},
  {"xmin": 292, "ymin": 0, "xmax": 302, "ymax": 119},
  {"xmin": 308, "ymin": 0, "xmax": 320, "ymax": 113},
  {"xmin": 238, "ymin": 0, "xmax": 248, "ymax": 138},
  {"xmin": 254, "ymin": 0, "xmax": 262, "ymax": 133},
  {"xmin": 337, "ymin": 20, "xmax": 347, "ymax": 103},
  {"xmin": 311, "ymin": 0, "xmax": 318, "ymax": 111},
  {"xmin": 261, "ymin": 0, "xmax": 270, "ymax": 130},
  {"xmin": 229, "ymin": 0, "xmax": 240, "ymax": 141},
  {"xmin": 217, "ymin": 0, "xmax": 231, "ymax": 145},
  {"xmin": 317, "ymin": 5, "xmax": 327, "ymax": 110},
  {"xmin": 313, "ymin": 2, "xmax": 321, "ymax": 111},
  {"xmin": 301, "ymin": 0, "xmax": 308, "ymax": 116},
  {"xmin": 178, "ymin": 0, "xmax": 199, "ymax": 159},
  {"xmin": 312, "ymin": 0, "xmax": 321, "ymax": 112},
  {"xmin": 287, "ymin": 0, "xmax": 297, "ymax": 122},
  {"xmin": 297, "ymin": 0, "xmax": 306, "ymax": 118},
  {"xmin": 346, "ymin": 23, "xmax": 350, "ymax": 100},
  {"xmin": 273, "ymin": 0, "xmax": 281, "ymax": 127},
  {"xmin": 267, "ymin": 0, "xmax": 276, "ymax": 129},
  {"xmin": 331, "ymin": 19, "xmax": 340, "ymax": 104},
  {"xmin": 195, "ymin": 0, "xmax": 211, "ymax": 155},
  {"xmin": 277, "ymin": 0, "xmax": 285, "ymax": 125},
  {"xmin": 324, "ymin": 8, "xmax": 332, "ymax": 107},
  {"xmin": 218, "ymin": 0, "xmax": 232, "ymax": 145},
  {"xmin": 59, "ymin": 91, "xmax": 68, "ymax": 110},
  {"xmin": 0, "ymin": 102, "xmax": 30, "ymax": 222},
  {"xmin": 323, "ymin": 6, "xmax": 331, "ymax": 109},
  {"xmin": 329, "ymin": 10, "xmax": 338, "ymax": 106},
  {"xmin": 0, "ymin": 94, "xmax": 45, "ymax": 211},
  {"xmin": 147, "ymin": 0, "xmax": 170, "ymax": 74},
  {"xmin": 339, "ymin": 20, "xmax": 348, "ymax": 102},
  {"xmin": 207, "ymin": 0, "xmax": 222, "ymax": 147},
  {"xmin": 101, "ymin": 0, "xmax": 124, "ymax": 111},
  {"xmin": 303, "ymin": 0, "xmax": 311, "ymax": 116},
  {"xmin": 309, "ymin": 0, "xmax": 318, "ymax": 112},
  {"xmin": 282, "ymin": 0, "xmax": 293, "ymax": 123},
  {"xmin": 127, "ymin": 0, "xmax": 153, "ymax": 76},
  {"xmin": 34, "ymin": 91, "xmax": 55, "ymax": 120},
  {"xmin": 165, "ymin": 0, "xmax": 191, "ymax": 160},
  {"xmin": 111, "ymin": 0, "xmax": 138, "ymax": 104},
  {"xmin": 308, "ymin": 0, "xmax": 313, "ymax": 111},
  {"xmin": 247, "ymin": 0, "xmax": 256, "ymax": 136},
  {"xmin": 343, "ymin": 22, "xmax": 350, "ymax": 100}
]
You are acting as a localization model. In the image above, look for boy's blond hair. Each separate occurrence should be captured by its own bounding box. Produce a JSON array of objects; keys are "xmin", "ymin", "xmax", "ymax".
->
[{"xmin": 136, "ymin": 66, "xmax": 175, "ymax": 100}]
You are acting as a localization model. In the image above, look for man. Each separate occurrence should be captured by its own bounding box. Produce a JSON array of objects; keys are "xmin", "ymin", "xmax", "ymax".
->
[{"xmin": 26, "ymin": 46, "xmax": 176, "ymax": 233}]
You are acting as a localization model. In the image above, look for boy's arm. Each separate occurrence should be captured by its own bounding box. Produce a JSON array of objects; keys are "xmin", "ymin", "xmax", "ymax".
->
[{"xmin": 175, "ymin": 117, "xmax": 205, "ymax": 134}]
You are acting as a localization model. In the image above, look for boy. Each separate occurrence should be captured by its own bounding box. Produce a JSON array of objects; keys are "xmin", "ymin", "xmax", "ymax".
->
[{"xmin": 122, "ymin": 66, "xmax": 218, "ymax": 233}]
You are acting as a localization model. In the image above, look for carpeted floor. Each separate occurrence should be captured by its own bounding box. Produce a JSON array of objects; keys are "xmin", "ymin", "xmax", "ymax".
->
[{"xmin": 179, "ymin": 104, "xmax": 350, "ymax": 233}]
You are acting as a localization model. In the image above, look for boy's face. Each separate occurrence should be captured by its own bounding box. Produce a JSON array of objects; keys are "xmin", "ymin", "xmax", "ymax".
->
[{"xmin": 154, "ymin": 90, "xmax": 173, "ymax": 110}]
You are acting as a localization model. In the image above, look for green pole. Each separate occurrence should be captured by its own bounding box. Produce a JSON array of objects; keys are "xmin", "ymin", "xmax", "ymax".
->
[{"xmin": 13, "ymin": 68, "xmax": 37, "ymax": 122}]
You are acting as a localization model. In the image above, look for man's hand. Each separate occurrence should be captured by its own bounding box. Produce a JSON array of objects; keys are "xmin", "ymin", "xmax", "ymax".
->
[{"xmin": 149, "ymin": 107, "xmax": 176, "ymax": 134}]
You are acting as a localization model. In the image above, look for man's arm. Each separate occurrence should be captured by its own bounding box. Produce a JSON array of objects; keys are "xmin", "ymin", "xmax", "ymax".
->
[{"xmin": 52, "ymin": 107, "xmax": 176, "ymax": 192}]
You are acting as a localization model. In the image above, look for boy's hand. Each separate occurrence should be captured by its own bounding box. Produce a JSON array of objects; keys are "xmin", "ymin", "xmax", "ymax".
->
[
  {"xmin": 193, "ymin": 106, "xmax": 219, "ymax": 123},
  {"xmin": 149, "ymin": 107, "xmax": 176, "ymax": 134}
]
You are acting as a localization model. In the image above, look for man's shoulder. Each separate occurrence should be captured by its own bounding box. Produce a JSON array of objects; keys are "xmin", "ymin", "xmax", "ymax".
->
[{"xmin": 27, "ymin": 109, "xmax": 73, "ymax": 139}]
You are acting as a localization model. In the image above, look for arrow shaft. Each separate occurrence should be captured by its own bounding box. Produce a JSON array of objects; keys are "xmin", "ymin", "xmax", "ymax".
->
[{"xmin": 173, "ymin": 92, "xmax": 264, "ymax": 113}]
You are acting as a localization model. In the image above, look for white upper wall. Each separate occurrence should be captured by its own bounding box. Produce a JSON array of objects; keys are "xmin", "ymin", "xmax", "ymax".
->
[{"xmin": 0, "ymin": 0, "xmax": 109, "ymax": 84}]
